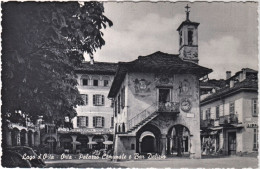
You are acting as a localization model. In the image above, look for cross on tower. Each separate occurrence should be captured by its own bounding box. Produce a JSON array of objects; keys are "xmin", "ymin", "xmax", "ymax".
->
[{"xmin": 185, "ymin": 4, "xmax": 190, "ymax": 21}]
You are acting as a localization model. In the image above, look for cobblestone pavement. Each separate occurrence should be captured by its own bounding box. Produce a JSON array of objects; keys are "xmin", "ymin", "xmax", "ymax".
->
[{"xmin": 46, "ymin": 156, "xmax": 258, "ymax": 168}]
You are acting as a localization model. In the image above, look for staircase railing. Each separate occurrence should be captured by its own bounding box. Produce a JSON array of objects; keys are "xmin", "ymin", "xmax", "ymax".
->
[{"xmin": 128, "ymin": 103, "xmax": 157, "ymax": 130}]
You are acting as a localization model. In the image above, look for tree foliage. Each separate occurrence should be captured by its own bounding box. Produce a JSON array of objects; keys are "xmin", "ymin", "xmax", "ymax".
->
[{"xmin": 2, "ymin": 2, "xmax": 113, "ymax": 122}]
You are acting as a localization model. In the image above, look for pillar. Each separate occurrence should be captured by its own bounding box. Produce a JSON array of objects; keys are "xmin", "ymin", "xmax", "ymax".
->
[
  {"xmin": 160, "ymin": 134, "xmax": 167, "ymax": 156},
  {"xmin": 34, "ymin": 133, "xmax": 40, "ymax": 146},
  {"xmin": 88, "ymin": 135, "xmax": 94, "ymax": 149},
  {"xmin": 71, "ymin": 135, "xmax": 77, "ymax": 153},
  {"xmin": 24, "ymin": 132, "xmax": 28, "ymax": 146},
  {"xmin": 31, "ymin": 133, "xmax": 35, "ymax": 147},
  {"xmin": 57, "ymin": 135, "xmax": 61, "ymax": 147},
  {"xmin": 139, "ymin": 141, "xmax": 142, "ymax": 153},
  {"xmin": 16, "ymin": 131, "xmax": 21, "ymax": 146}
]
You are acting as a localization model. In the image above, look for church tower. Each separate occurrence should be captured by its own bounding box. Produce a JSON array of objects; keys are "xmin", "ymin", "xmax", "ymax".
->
[{"xmin": 177, "ymin": 5, "xmax": 200, "ymax": 64}]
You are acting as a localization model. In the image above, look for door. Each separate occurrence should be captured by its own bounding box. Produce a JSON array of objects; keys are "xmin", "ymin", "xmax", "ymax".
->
[
  {"xmin": 158, "ymin": 89, "xmax": 171, "ymax": 111},
  {"xmin": 228, "ymin": 132, "xmax": 236, "ymax": 155}
]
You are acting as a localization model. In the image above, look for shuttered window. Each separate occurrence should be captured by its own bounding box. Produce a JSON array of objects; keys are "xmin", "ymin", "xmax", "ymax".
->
[
  {"xmin": 253, "ymin": 128, "xmax": 258, "ymax": 150},
  {"xmin": 114, "ymin": 100, "xmax": 117, "ymax": 117},
  {"xmin": 118, "ymin": 95, "xmax": 121, "ymax": 114},
  {"xmin": 229, "ymin": 102, "xmax": 235, "ymax": 114},
  {"xmin": 252, "ymin": 99, "xmax": 258, "ymax": 117},
  {"xmin": 93, "ymin": 95, "xmax": 105, "ymax": 106},
  {"xmin": 111, "ymin": 117, "xmax": 114, "ymax": 128},
  {"xmin": 121, "ymin": 87, "xmax": 125, "ymax": 108},
  {"xmin": 93, "ymin": 116, "xmax": 105, "ymax": 128},
  {"xmin": 81, "ymin": 94, "xmax": 88, "ymax": 105},
  {"xmin": 77, "ymin": 116, "xmax": 88, "ymax": 127},
  {"xmin": 216, "ymin": 106, "xmax": 220, "ymax": 119}
]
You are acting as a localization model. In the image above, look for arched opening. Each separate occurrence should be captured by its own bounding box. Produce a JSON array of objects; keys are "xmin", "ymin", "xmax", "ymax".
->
[
  {"xmin": 76, "ymin": 135, "xmax": 89, "ymax": 153},
  {"xmin": 28, "ymin": 130, "xmax": 33, "ymax": 147},
  {"xmin": 60, "ymin": 135, "xmax": 72, "ymax": 153},
  {"xmin": 44, "ymin": 136, "xmax": 57, "ymax": 154},
  {"xmin": 11, "ymin": 128, "xmax": 20, "ymax": 146},
  {"xmin": 20, "ymin": 129, "xmax": 27, "ymax": 146},
  {"xmin": 92, "ymin": 135, "xmax": 105, "ymax": 150},
  {"xmin": 136, "ymin": 124, "xmax": 161, "ymax": 154},
  {"xmin": 167, "ymin": 124, "xmax": 190, "ymax": 157},
  {"xmin": 118, "ymin": 125, "xmax": 121, "ymax": 133}
]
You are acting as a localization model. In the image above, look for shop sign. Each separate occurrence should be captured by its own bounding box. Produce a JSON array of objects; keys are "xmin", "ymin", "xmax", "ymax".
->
[
  {"xmin": 58, "ymin": 127, "xmax": 113, "ymax": 134},
  {"xmin": 247, "ymin": 123, "xmax": 258, "ymax": 128}
]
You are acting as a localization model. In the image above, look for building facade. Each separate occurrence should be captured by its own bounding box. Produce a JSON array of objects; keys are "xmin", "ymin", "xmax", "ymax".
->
[
  {"xmin": 41, "ymin": 62, "xmax": 117, "ymax": 153},
  {"xmin": 200, "ymin": 68, "xmax": 258, "ymax": 155},
  {"xmin": 108, "ymin": 8, "xmax": 212, "ymax": 159}
]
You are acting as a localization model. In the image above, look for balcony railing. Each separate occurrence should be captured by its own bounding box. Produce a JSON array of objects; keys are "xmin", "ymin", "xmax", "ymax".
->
[
  {"xmin": 219, "ymin": 114, "xmax": 238, "ymax": 125},
  {"xmin": 157, "ymin": 102, "xmax": 180, "ymax": 113},
  {"xmin": 200, "ymin": 119, "xmax": 215, "ymax": 128}
]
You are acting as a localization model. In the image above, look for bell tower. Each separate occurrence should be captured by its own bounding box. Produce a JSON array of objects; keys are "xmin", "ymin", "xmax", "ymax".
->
[{"xmin": 177, "ymin": 5, "xmax": 200, "ymax": 64}]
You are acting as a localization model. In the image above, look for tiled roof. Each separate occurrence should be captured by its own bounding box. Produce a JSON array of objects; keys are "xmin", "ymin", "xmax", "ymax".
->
[
  {"xmin": 75, "ymin": 61, "xmax": 118, "ymax": 75},
  {"xmin": 108, "ymin": 51, "xmax": 212, "ymax": 98},
  {"xmin": 201, "ymin": 76, "xmax": 258, "ymax": 105},
  {"xmin": 200, "ymin": 79, "xmax": 226, "ymax": 88},
  {"xmin": 177, "ymin": 20, "xmax": 200, "ymax": 31}
]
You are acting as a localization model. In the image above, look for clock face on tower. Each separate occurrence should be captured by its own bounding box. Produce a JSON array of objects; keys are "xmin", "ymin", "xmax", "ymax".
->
[{"xmin": 180, "ymin": 98, "xmax": 192, "ymax": 112}]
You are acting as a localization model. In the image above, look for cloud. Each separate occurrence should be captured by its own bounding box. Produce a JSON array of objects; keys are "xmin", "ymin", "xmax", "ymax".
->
[
  {"xmin": 199, "ymin": 36, "xmax": 258, "ymax": 79},
  {"xmin": 91, "ymin": 13, "xmax": 185, "ymax": 62}
]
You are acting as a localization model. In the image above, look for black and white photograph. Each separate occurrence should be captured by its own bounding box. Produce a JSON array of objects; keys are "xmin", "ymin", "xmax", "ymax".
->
[{"xmin": 1, "ymin": 1, "xmax": 258, "ymax": 168}]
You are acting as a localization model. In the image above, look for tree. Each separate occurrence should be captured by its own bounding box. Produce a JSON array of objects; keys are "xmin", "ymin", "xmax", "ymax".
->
[{"xmin": 2, "ymin": 2, "xmax": 113, "ymax": 123}]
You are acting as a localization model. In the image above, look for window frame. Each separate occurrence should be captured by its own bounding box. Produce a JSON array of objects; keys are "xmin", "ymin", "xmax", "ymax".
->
[
  {"xmin": 253, "ymin": 128, "xmax": 258, "ymax": 151},
  {"xmin": 93, "ymin": 116, "xmax": 104, "ymax": 128},
  {"xmin": 252, "ymin": 99, "xmax": 258, "ymax": 117},
  {"xmin": 93, "ymin": 94, "xmax": 105, "ymax": 106},
  {"xmin": 216, "ymin": 106, "xmax": 220, "ymax": 119},
  {"xmin": 229, "ymin": 102, "xmax": 235, "ymax": 115}
]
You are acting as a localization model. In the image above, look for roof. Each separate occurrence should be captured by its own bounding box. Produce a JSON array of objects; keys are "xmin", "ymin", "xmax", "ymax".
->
[
  {"xmin": 201, "ymin": 76, "xmax": 258, "ymax": 105},
  {"xmin": 226, "ymin": 68, "xmax": 257, "ymax": 82},
  {"xmin": 108, "ymin": 51, "xmax": 212, "ymax": 98},
  {"xmin": 177, "ymin": 20, "xmax": 200, "ymax": 31},
  {"xmin": 200, "ymin": 79, "xmax": 226, "ymax": 88},
  {"xmin": 75, "ymin": 61, "xmax": 118, "ymax": 75}
]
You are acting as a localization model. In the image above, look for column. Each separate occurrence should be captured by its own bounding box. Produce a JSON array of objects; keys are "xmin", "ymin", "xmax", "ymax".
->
[
  {"xmin": 6, "ymin": 129, "xmax": 12, "ymax": 147},
  {"xmin": 71, "ymin": 135, "xmax": 77, "ymax": 153},
  {"xmin": 24, "ymin": 132, "xmax": 28, "ymax": 146},
  {"xmin": 16, "ymin": 131, "xmax": 21, "ymax": 146},
  {"xmin": 56, "ymin": 135, "xmax": 61, "ymax": 147},
  {"xmin": 160, "ymin": 134, "xmax": 167, "ymax": 156},
  {"xmin": 139, "ymin": 141, "xmax": 142, "ymax": 153},
  {"xmin": 34, "ymin": 133, "xmax": 40, "ymax": 146},
  {"xmin": 31, "ymin": 133, "xmax": 35, "ymax": 147}
]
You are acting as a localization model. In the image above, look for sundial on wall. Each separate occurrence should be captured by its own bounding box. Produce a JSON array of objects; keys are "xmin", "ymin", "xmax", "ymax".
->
[{"xmin": 180, "ymin": 98, "xmax": 192, "ymax": 112}]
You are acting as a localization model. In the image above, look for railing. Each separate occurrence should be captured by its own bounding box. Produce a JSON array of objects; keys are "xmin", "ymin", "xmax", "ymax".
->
[
  {"xmin": 128, "ymin": 103, "xmax": 157, "ymax": 130},
  {"xmin": 200, "ymin": 119, "xmax": 215, "ymax": 128},
  {"xmin": 157, "ymin": 102, "xmax": 180, "ymax": 112},
  {"xmin": 219, "ymin": 114, "xmax": 238, "ymax": 125}
]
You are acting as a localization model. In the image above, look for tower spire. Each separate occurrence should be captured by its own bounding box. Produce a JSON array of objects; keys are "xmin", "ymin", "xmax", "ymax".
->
[{"xmin": 185, "ymin": 4, "xmax": 190, "ymax": 21}]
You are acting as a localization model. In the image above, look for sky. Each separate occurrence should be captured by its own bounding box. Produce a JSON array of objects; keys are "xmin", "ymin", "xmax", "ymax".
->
[{"xmin": 87, "ymin": 2, "xmax": 258, "ymax": 80}]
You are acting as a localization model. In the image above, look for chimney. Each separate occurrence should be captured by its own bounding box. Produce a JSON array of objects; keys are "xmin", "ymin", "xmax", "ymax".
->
[
  {"xmin": 226, "ymin": 71, "xmax": 231, "ymax": 80},
  {"xmin": 90, "ymin": 54, "xmax": 94, "ymax": 65}
]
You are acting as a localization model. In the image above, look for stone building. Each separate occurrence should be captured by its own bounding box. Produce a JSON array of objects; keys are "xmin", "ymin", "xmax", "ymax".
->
[
  {"xmin": 41, "ymin": 62, "xmax": 117, "ymax": 153},
  {"xmin": 108, "ymin": 7, "xmax": 212, "ymax": 159},
  {"xmin": 200, "ymin": 68, "xmax": 258, "ymax": 155}
]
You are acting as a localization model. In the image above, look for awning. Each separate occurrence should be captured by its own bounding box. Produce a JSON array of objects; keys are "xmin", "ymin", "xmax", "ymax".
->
[
  {"xmin": 103, "ymin": 141, "xmax": 113, "ymax": 145},
  {"xmin": 231, "ymin": 124, "xmax": 244, "ymax": 128},
  {"xmin": 209, "ymin": 127, "xmax": 223, "ymax": 131}
]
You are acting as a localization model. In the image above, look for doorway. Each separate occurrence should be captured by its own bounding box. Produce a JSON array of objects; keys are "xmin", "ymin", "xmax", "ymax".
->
[
  {"xmin": 159, "ymin": 89, "xmax": 171, "ymax": 103},
  {"xmin": 228, "ymin": 132, "xmax": 236, "ymax": 155},
  {"xmin": 141, "ymin": 136, "xmax": 155, "ymax": 153}
]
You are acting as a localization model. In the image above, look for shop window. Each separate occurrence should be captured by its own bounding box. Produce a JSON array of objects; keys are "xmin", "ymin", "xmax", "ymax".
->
[
  {"xmin": 81, "ymin": 94, "xmax": 88, "ymax": 105},
  {"xmin": 253, "ymin": 128, "xmax": 258, "ymax": 150},
  {"xmin": 93, "ymin": 116, "xmax": 104, "ymax": 128},
  {"xmin": 229, "ymin": 102, "xmax": 235, "ymax": 114},
  {"xmin": 216, "ymin": 106, "xmax": 220, "ymax": 119},
  {"xmin": 93, "ymin": 95, "xmax": 104, "ymax": 106},
  {"xmin": 252, "ymin": 99, "xmax": 258, "ymax": 117}
]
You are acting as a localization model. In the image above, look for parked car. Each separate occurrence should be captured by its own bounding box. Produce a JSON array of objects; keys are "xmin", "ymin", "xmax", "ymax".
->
[
  {"xmin": 2, "ymin": 150, "xmax": 32, "ymax": 168},
  {"xmin": 6, "ymin": 146, "xmax": 46, "ymax": 168}
]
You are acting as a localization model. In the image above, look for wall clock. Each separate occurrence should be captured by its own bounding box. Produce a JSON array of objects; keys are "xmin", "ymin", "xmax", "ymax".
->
[{"xmin": 180, "ymin": 98, "xmax": 192, "ymax": 112}]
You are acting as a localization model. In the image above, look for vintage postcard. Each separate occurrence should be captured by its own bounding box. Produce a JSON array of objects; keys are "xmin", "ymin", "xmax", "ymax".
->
[{"xmin": 1, "ymin": 1, "xmax": 258, "ymax": 168}]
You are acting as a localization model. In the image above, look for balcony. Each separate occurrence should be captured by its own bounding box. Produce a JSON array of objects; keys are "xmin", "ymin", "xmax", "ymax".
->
[
  {"xmin": 157, "ymin": 102, "xmax": 180, "ymax": 113},
  {"xmin": 219, "ymin": 114, "xmax": 238, "ymax": 125},
  {"xmin": 200, "ymin": 119, "xmax": 215, "ymax": 128}
]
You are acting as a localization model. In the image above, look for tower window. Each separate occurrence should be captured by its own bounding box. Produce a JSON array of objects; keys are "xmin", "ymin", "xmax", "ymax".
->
[{"xmin": 188, "ymin": 29, "xmax": 193, "ymax": 45}]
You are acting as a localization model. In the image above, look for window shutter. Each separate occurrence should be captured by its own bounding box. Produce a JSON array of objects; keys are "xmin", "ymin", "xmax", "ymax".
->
[
  {"xmin": 118, "ymin": 95, "xmax": 120, "ymax": 114},
  {"xmin": 93, "ymin": 116, "xmax": 96, "ymax": 127},
  {"xmin": 111, "ymin": 117, "xmax": 114, "ymax": 128},
  {"xmin": 77, "ymin": 117, "xmax": 80, "ymax": 127},
  {"xmin": 86, "ymin": 117, "xmax": 88, "ymax": 127},
  {"xmin": 115, "ymin": 100, "xmax": 117, "ymax": 117},
  {"xmin": 102, "ymin": 117, "xmax": 105, "ymax": 127},
  {"xmin": 86, "ymin": 95, "xmax": 88, "ymax": 105},
  {"xmin": 102, "ymin": 95, "xmax": 105, "ymax": 105},
  {"xmin": 93, "ymin": 95, "xmax": 96, "ymax": 105}
]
